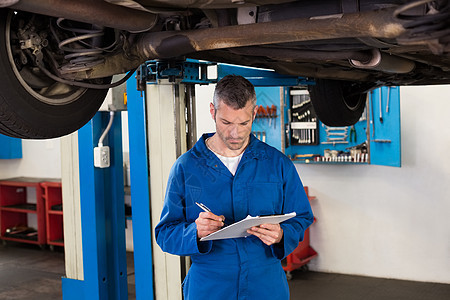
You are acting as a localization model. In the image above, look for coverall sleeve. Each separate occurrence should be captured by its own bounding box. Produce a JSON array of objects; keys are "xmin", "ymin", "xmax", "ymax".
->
[
  {"xmin": 155, "ymin": 162, "xmax": 213, "ymax": 256},
  {"xmin": 271, "ymin": 160, "xmax": 314, "ymax": 259}
]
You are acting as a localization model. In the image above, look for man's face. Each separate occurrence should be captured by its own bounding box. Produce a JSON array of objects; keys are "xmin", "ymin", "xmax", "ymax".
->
[{"xmin": 210, "ymin": 100, "xmax": 257, "ymax": 152}]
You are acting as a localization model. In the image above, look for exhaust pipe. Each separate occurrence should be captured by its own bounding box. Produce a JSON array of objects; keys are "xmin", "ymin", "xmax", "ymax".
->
[
  {"xmin": 349, "ymin": 49, "xmax": 415, "ymax": 73},
  {"xmin": 0, "ymin": 0, "xmax": 19, "ymax": 8},
  {"xmin": 10, "ymin": 0, "xmax": 158, "ymax": 33},
  {"xmin": 73, "ymin": 7, "xmax": 411, "ymax": 80},
  {"xmin": 139, "ymin": 7, "xmax": 407, "ymax": 59}
]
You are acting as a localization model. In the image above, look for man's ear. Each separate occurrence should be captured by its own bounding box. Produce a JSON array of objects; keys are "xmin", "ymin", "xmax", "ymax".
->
[
  {"xmin": 210, "ymin": 102, "xmax": 215, "ymax": 120},
  {"xmin": 253, "ymin": 105, "xmax": 258, "ymax": 120}
]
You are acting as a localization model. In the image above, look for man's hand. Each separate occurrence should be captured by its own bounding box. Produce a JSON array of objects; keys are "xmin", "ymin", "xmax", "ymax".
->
[
  {"xmin": 195, "ymin": 212, "xmax": 225, "ymax": 239},
  {"xmin": 247, "ymin": 223, "xmax": 283, "ymax": 246}
]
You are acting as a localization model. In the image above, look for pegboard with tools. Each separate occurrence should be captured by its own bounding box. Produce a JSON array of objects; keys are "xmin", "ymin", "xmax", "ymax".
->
[
  {"xmin": 252, "ymin": 87, "xmax": 283, "ymax": 151},
  {"xmin": 284, "ymin": 86, "xmax": 401, "ymax": 167},
  {"xmin": 289, "ymin": 89, "xmax": 319, "ymax": 146}
]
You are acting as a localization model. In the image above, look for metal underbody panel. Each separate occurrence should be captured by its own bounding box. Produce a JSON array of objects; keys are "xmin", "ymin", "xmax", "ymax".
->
[{"xmin": 6, "ymin": 0, "xmax": 450, "ymax": 87}]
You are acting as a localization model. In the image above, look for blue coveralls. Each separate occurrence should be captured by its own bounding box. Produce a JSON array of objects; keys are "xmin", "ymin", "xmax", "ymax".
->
[{"xmin": 155, "ymin": 133, "xmax": 314, "ymax": 300}]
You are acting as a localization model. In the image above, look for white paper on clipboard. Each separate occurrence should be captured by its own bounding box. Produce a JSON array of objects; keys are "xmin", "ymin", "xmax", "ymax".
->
[{"xmin": 200, "ymin": 212, "xmax": 296, "ymax": 241}]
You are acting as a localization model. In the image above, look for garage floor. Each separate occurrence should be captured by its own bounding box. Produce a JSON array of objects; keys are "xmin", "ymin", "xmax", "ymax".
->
[{"xmin": 0, "ymin": 242, "xmax": 449, "ymax": 300}]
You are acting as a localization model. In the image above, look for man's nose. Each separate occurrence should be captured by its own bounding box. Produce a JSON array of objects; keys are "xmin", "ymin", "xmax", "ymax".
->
[{"xmin": 229, "ymin": 125, "xmax": 239, "ymax": 137}]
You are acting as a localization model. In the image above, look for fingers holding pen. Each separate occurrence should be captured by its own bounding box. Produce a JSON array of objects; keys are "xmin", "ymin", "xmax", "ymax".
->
[
  {"xmin": 196, "ymin": 212, "xmax": 226, "ymax": 238},
  {"xmin": 198, "ymin": 212, "xmax": 225, "ymax": 224}
]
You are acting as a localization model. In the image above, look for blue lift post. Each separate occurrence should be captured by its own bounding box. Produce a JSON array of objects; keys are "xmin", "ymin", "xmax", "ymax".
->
[
  {"xmin": 62, "ymin": 112, "xmax": 128, "ymax": 300},
  {"xmin": 126, "ymin": 73, "xmax": 154, "ymax": 300}
]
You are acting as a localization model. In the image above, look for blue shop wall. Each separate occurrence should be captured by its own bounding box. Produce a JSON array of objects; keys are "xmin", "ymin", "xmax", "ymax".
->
[{"xmin": 0, "ymin": 134, "xmax": 22, "ymax": 159}]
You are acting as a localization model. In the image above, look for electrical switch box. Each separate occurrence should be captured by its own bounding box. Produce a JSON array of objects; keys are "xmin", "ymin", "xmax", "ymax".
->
[{"xmin": 94, "ymin": 146, "xmax": 110, "ymax": 168}]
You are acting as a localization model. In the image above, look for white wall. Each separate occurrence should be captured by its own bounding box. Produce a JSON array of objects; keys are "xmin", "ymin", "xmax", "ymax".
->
[
  {"xmin": 300, "ymin": 85, "xmax": 450, "ymax": 284},
  {"xmin": 0, "ymin": 110, "xmax": 131, "ymax": 180},
  {"xmin": 195, "ymin": 84, "xmax": 450, "ymax": 284},
  {"xmin": 195, "ymin": 84, "xmax": 216, "ymax": 140},
  {"xmin": 0, "ymin": 138, "xmax": 61, "ymax": 179}
]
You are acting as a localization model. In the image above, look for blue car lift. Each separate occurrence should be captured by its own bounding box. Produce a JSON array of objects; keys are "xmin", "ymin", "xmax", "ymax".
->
[
  {"xmin": 138, "ymin": 59, "xmax": 312, "ymax": 86},
  {"xmin": 62, "ymin": 112, "xmax": 128, "ymax": 300},
  {"xmin": 65, "ymin": 60, "xmax": 307, "ymax": 300}
]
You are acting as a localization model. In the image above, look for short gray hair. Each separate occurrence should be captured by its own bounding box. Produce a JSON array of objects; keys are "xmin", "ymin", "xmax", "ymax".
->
[{"xmin": 213, "ymin": 75, "xmax": 256, "ymax": 110}]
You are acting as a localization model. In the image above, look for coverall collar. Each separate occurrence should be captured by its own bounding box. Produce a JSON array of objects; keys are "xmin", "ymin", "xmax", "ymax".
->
[{"xmin": 193, "ymin": 133, "xmax": 269, "ymax": 166}]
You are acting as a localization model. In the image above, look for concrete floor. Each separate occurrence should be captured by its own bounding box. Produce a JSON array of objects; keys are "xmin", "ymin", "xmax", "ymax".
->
[
  {"xmin": 0, "ymin": 242, "xmax": 449, "ymax": 300},
  {"xmin": 288, "ymin": 269, "xmax": 450, "ymax": 300}
]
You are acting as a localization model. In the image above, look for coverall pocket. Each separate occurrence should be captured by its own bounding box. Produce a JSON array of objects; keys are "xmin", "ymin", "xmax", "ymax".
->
[{"xmin": 246, "ymin": 182, "xmax": 283, "ymax": 215}]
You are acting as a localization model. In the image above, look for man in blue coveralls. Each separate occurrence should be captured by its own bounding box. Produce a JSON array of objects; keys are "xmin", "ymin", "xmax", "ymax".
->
[{"xmin": 155, "ymin": 75, "xmax": 314, "ymax": 300}]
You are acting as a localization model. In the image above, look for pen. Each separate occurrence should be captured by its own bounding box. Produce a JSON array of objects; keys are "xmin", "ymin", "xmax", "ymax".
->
[
  {"xmin": 196, "ymin": 202, "xmax": 229, "ymax": 226},
  {"xmin": 195, "ymin": 202, "xmax": 211, "ymax": 212}
]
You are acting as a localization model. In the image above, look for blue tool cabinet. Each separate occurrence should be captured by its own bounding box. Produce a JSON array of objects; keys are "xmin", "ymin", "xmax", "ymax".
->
[{"xmin": 253, "ymin": 86, "xmax": 401, "ymax": 167}]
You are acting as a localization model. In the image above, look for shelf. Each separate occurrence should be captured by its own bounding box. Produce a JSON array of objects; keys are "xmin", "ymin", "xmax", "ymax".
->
[
  {"xmin": 3, "ymin": 227, "xmax": 38, "ymax": 241},
  {"xmin": 0, "ymin": 177, "xmax": 59, "ymax": 184},
  {"xmin": 50, "ymin": 204, "xmax": 62, "ymax": 211},
  {"xmin": 48, "ymin": 210, "xmax": 63, "ymax": 216},
  {"xmin": 48, "ymin": 239, "xmax": 64, "ymax": 246},
  {"xmin": 291, "ymin": 158, "xmax": 369, "ymax": 165},
  {"xmin": 1, "ymin": 203, "xmax": 37, "ymax": 213},
  {"xmin": 0, "ymin": 178, "xmax": 47, "ymax": 245},
  {"xmin": 2, "ymin": 236, "xmax": 40, "ymax": 244}
]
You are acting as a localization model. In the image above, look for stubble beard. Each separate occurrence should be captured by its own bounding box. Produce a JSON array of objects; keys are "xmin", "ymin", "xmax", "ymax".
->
[{"xmin": 217, "ymin": 131, "xmax": 247, "ymax": 151}]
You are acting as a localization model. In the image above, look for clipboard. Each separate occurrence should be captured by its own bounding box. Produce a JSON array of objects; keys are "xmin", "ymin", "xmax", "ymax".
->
[{"xmin": 200, "ymin": 212, "xmax": 296, "ymax": 241}]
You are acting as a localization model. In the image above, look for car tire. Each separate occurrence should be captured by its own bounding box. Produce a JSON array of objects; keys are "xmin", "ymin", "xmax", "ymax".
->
[
  {"xmin": 0, "ymin": 9, "xmax": 110, "ymax": 139},
  {"xmin": 308, "ymin": 78, "xmax": 367, "ymax": 127}
]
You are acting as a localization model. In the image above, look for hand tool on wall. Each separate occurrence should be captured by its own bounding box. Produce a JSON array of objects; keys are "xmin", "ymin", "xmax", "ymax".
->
[
  {"xmin": 267, "ymin": 105, "xmax": 272, "ymax": 127},
  {"xmin": 262, "ymin": 106, "xmax": 268, "ymax": 124},
  {"xmin": 256, "ymin": 105, "xmax": 261, "ymax": 122},
  {"xmin": 370, "ymin": 91, "xmax": 375, "ymax": 137},
  {"xmin": 349, "ymin": 125, "xmax": 356, "ymax": 143},
  {"xmin": 379, "ymin": 88, "xmax": 383, "ymax": 124},
  {"xmin": 322, "ymin": 126, "xmax": 349, "ymax": 145},
  {"xmin": 271, "ymin": 104, "xmax": 277, "ymax": 129},
  {"xmin": 373, "ymin": 139, "xmax": 391, "ymax": 143},
  {"xmin": 256, "ymin": 105, "xmax": 268, "ymax": 123},
  {"xmin": 307, "ymin": 110, "xmax": 311, "ymax": 144},
  {"xmin": 386, "ymin": 86, "xmax": 391, "ymax": 113}
]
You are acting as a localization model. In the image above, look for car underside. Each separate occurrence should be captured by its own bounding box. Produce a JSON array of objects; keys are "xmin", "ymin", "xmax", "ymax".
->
[{"xmin": 0, "ymin": 0, "xmax": 449, "ymax": 138}]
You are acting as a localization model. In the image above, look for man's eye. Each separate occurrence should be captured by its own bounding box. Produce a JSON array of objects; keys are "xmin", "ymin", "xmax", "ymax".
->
[
  {"xmin": 223, "ymin": 121, "xmax": 231, "ymax": 125},
  {"xmin": 241, "ymin": 122, "xmax": 249, "ymax": 126}
]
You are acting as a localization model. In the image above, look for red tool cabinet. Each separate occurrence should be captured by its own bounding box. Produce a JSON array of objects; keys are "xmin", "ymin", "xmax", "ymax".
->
[
  {"xmin": 42, "ymin": 181, "xmax": 64, "ymax": 249},
  {"xmin": 283, "ymin": 186, "xmax": 318, "ymax": 280},
  {"xmin": 0, "ymin": 178, "xmax": 46, "ymax": 246},
  {"xmin": 0, "ymin": 177, "xmax": 63, "ymax": 249}
]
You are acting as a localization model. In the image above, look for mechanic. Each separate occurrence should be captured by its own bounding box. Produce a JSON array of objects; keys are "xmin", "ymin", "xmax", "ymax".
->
[{"xmin": 155, "ymin": 75, "xmax": 314, "ymax": 300}]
